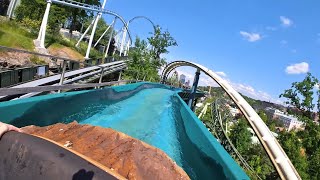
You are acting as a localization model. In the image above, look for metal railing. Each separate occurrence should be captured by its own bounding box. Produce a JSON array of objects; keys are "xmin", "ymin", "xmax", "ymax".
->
[
  {"xmin": 0, "ymin": 80, "xmax": 142, "ymax": 96},
  {"xmin": 0, "ymin": 46, "xmax": 127, "ymax": 99}
]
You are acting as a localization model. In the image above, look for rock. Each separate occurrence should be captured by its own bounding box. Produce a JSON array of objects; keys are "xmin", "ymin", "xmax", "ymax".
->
[{"xmin": 22, "ymin": 122, "xmax": 190, "ymax": 180}]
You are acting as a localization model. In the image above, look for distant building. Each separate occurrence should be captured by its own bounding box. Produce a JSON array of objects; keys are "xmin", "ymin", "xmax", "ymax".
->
[
  {"xmin": 280, "ymin": 114, "xmax": 305, "ymax": 131},
  {"xmin": 265, "ymin": 107, "xmax": 305, "ymax": 131},
  {"xmin": 229, "ymin": 107, "xmax": 240, "ymax": 117},
  {"xmin": 265, "ymin": 107, "xmax": 283, "ymax": 119},
  {"xmin": 180, "ymin": 74, "xmax": 186, "ymax": 84},
  {"xmin": 185, "ymin": 79, "xmax": 190, "ymax": 87}
]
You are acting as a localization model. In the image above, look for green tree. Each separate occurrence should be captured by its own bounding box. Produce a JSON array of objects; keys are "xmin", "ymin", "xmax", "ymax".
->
[
  {"xmin": 300, "ymin": 118, "xmax": 320, "ymax": 156},
  {"xmin": 308, "ymin": 148, "xmax": 320, "ymax": 180},
  {"xmin": 148, "ymin": 26, "xmax": 177, "ymax": 61},
  {"xmin": 246, "ymin": 145, "xmax": 274, "ymax": 179},
  {"xmin": 15, "ymin": 0, "xmax": 45, "ymax": 22},
  {"xmin": 82, "ymin": 17, "xmax": 114, "ymax": 46},
  {"xmin": 66, "ymin": 0, "xmax": 100, "ymax": 35},
  {"xmin": 279, "ymin": 73, "xmax": 320, "ymax": 179},
  {"xmin": 124, "ymin": 37, "xmax": 159, "ymax": 81},
  {"xmin": 0, "ymin": 0, "xmax": 10, "ymax": 16},
  {"xmin": 280, "ymin": 73, "xmax": 318, "ymax": 119},
  {"xmin": 258, "ymin": 110, "xmax": 268, "ymax": 123},
  {"xmin": 124, "ymin": 27, "xmax": 177, "ymax": 82},
  {"xmin": 15, "ymin": 0, "xmax": 100, "ymax": 35},
  {"xmin": 15, "ymin": 0, "xmax": 68, "ymax": 34},
  {"xmin": 229, "ymin": 118, "xmax": 252, "ymax": 154},
  {"xmin": 278, "ymin": 131, "xmax": 309, "ymax": 179}
]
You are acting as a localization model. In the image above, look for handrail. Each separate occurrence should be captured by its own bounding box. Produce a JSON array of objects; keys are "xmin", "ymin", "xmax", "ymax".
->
[
  {"xmin": 0, "ymin": 80, "xmax": 141, "ymax": 96},
  {"xmin": 0, "ymin": 46, "xmax": 127, "ymax": 99}
]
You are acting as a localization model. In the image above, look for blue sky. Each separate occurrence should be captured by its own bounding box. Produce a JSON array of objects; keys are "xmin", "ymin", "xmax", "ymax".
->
[{"xmin": 103, "ymin": 0, "xmax": 320, "ymax": 103}]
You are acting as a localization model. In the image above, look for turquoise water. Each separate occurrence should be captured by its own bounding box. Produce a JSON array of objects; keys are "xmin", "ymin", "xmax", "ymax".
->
[
  {"xmin": 80, "ymin": 88, "xmax": 182, "ymax": 163},
  {"xmin": 0, "ymin": 83, "xmax": 249, "ymax": 179}
]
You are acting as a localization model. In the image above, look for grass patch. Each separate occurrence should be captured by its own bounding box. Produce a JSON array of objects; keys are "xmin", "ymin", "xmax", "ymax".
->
[
  {"xmin": 30, "ymin": 55, "xmax": 46, "ymax": 65},
  {"xmin": 48, "ymin": 43, "xmax": 84, "ymax": 60},
  {"xmin": 45, "ymin": 34, "xmax": 104, "ymax": 59},
  {"xmin": 0, "ymin": 21, "xmax": 35, "ymax": 50},
  {"xmin": 0, "ymin": 20, "xmax": 104, "ymax": 60}
]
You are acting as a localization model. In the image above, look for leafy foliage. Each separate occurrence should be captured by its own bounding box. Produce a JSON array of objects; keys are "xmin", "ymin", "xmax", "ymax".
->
[
  {"xmin": 15, "ymin": 0, "xmax": 68, "ymax": 34},
  {"xmin": 229, "ymin": 118, "xmax": 252, "ymax": 154},
  {"xmin": 124, "ymin": 27, "xmax": 177, "ymax": 82},
  {"xmin": 15, "ymin": 0, "xmax": 100, "ymax": 35},
  {"xmin": 19, "ymin": 18, "xmax": 41, "ymax": 34},
  {"xmin": 279, "ymin": 131, "xmax": 309, "ymax": 179},
  {"xmin": 148, "ymin": 26, "xmax": 177, "ymax": 60},
  {"xmin": 308, "ymin": 148, "xmax": 320, "ymax": 180},
  {"xmin": 65, "ymin": 0, "xmax": 100, "ymax": 35},
  {"xmin": 278, "ymin": 72, "xmax": 320, "ymax": 179},
  {"xmin": 213, "ymin": 107, "xmax": 275, "ymax": 179},
  {"xmin": 258, "ymin": 110, "xmax": 268, "ymax": 123},
  {"xmin": 82, "ymin": 18, "xmax": 114, "ymax": 46},
  {"xmin": 280, "ymin": 73, "xmax": 318, "ymax": 119}
]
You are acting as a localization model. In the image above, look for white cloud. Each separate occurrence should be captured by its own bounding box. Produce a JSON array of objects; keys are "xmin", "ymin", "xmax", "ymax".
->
[
  {"xmin": 172, "ymin": 66, "xmax": 281, "ymax": 103},
  {"xmin": 230, "ymin": 82, "xmax": 281, "ymax": 103},
  {"xmin": 266, "ymin": 26, "xmax": 277, "ymax": 31},
  {"xmin": 280, "ymin": 16, "xmax": 293, "ymax": 27},
  {"xmin": 285, "ymin": 62, "xmax": 309, "ymax": 74},
  {"xmin": 240, "ymin": 31, "xmax": 262, "ymax": 42},
  {"xmin": 315, "ymin": 84, "xmax": 319, "ymax": 90},
  {"xmin": 291, "ymin": 49, "xmax": 297, "ymax": 53},
  {"xmin": 215, "ymin": 71, "xmax": 227, "ymax": 77},
  {"xmin": 211, "ymin": 76, "xmax": 279, "ymax": 103},
  {"xmin": 280, "ymin": 40, "xmax": 288, "ymax": 46},
  {"xmin": 199, "ymin": 75, "xmax": 219, "ymax": 87},
  {"xmin": 176, "ymin": 69, "xmax": 193, "ymax": 80}
]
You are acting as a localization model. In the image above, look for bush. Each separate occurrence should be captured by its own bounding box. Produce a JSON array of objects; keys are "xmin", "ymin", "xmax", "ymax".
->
[{"xmin": 19, "ymin": 18, "xmax": 41, "ymax": 34}]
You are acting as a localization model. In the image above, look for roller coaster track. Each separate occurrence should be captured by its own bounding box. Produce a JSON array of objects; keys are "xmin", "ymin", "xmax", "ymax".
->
[
  {"xmin": 161, "ymin": 60, "xmax": 300, "ymax": 180},
  {"xmin": 50, "ymin": 0, "xmax": 132, "ymax": 42},
  {"xmin": 207, "ymin": 98, "xmax": 261, "ymax": 179}
]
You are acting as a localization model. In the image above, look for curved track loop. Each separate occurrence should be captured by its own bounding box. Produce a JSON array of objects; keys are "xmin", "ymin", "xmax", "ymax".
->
[
  {"xmin": 161, "ymin": 60, "xmax": 300, "ymax": 180},
  {"xmin": 51, "ymin": 0, "xmax": 132, "ymax": 42},
  {"xmin": 128, "ymin": 16, "xmax": 156, "ymax": 31}
]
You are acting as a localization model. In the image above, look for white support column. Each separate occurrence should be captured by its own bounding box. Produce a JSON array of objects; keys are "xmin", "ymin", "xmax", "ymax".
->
[
  {"xmin": 75, "ymin": 17, "xmax": 96, "ymax": 47},
  {"xmin": 6, "ymin": 0, "xmax": 18, "ymax": 19},
  {"xmin": 85, "ymin": 13, "xmax": 101, "ymax": 59},
  {"xmin": 93, "ymin": 18, "xmax": 115, "ymax": 47},
  {"xmin": 85, "ymin": 0, "xmax": 108, "ymax": 59},
  {"xmin": 104, "ymin": 18, "xmax": 117, "ymax": 58},
  {"xmin": 58, "ymin": 60, "xmax": 67, "ymax": 93},
  {"xmin": 118, "ymin": 71, "xmax": 122, "ymax": 81},
  {"xmin": 119, "ymin": 22, "xmax": 128, "ymax": 56},
  {"xmin": 99, "ymin": 67, "xmax": 104, "ymax": 83},
  {"xmin": 36, "ymin": 0, "xmax": 52, "ymax": 48},
  {"xmin": 124, "ymin": 39, "xmax": 130, "ymax": 56}
]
